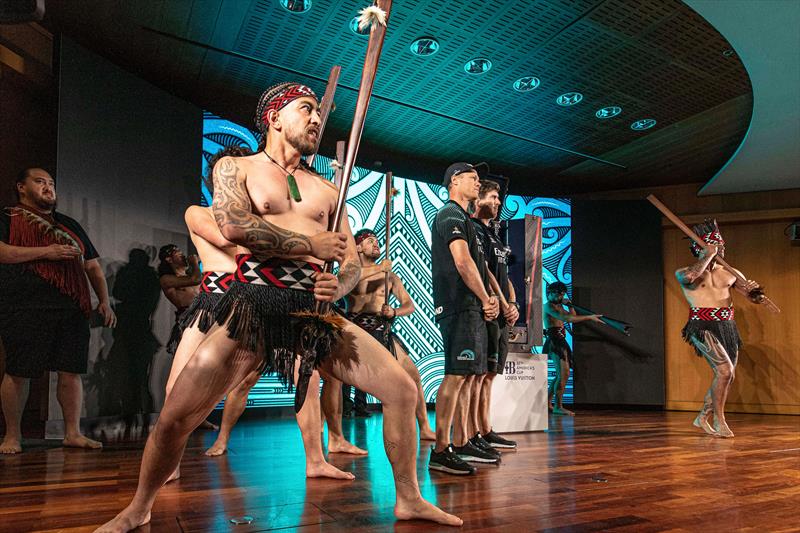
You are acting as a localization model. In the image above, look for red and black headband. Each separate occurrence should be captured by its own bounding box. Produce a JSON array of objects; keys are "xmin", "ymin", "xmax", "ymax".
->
[
  {"xmin": 354, "ymin": 230, "xmax": 378, "ymax": 246},
  {"xmin": 259, "ymin": 84, "xmax": 317, "ymax": 127}
]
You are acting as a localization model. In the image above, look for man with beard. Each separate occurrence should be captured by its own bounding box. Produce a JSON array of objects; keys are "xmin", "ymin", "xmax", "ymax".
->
[
  {"xmin": 676, "ymin": 219, "xmax": 763, "ymax": 438},
  {"xmin": 543, "ymin": 281, "xmax": 603, "ymax": 416},
  {"xmin": 471, "ymin": 180, "xmax": 519, "ymax": 449},
  {"xmin": 0, "ymin": 168, "xmax": 115, "ymax": 454},
  {"xmin": 430, "ymin": 163, "xmax": 500, "ymax": 476},
  {"xmin": 96, "ymin": 82, "xmax": 461, "ymax": 532},
  {"xmin": 339, "ymin": 228, "xmax": 436, "ymax": 441}
]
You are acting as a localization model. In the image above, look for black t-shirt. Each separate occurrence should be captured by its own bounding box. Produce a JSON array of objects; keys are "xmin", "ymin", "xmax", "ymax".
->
[
  {"xmin": 473, "ymin": 219, "xmax": 510, "ymax": 300},
  {"xmin": 431, "ymin": 200, "xmax": 489, "ymax": 321},
  {"xmin": 0, "ymin": 209, "xmax": 98, "ymax": 310}
]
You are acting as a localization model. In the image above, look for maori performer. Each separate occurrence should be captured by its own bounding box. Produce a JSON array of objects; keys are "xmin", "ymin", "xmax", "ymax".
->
[
  {"xmin": 343, "ymin": 228, "xmax": 436, "ymax": 440},
  {"xmin": 543, "ymin": 281, "xmax": 603, "ymax": 416},
  {"xmin": 95, "ymin": 81, "xmax": 460, "ymax": 532},
  {"xmin": 157, "ymin": 244, "xmax": 201, "ymax": 356},
  {"xmin": 0, "ymin": 168, "xmax": 113, "ymax": 454},
  {"xmin": 471, "ymin": 180, "xmax": 519, "ymax": 449},
  {"xmin": 675, "ymin": 219, "xmax": 763, "ymax": 438}
]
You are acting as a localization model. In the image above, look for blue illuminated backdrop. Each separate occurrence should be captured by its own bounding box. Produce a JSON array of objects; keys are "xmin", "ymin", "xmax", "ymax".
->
[{"xmin": 201, "ymin": 112, "xmax": 573, "ymax": 406}]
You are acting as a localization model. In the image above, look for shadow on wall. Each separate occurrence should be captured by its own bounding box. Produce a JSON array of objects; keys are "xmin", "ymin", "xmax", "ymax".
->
[{"xmin": 85, "ymin": 248, "xmax": 161, "ymax": 426}]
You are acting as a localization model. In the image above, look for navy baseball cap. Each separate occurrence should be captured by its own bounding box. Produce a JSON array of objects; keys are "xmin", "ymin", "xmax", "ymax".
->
[{"xmin": 442, "ymin": 161, "xmax": 489, "ymax": 187}]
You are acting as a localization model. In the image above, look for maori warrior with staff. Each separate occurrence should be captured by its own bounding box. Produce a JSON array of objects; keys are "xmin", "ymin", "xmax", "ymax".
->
[
  {"xmin": 648, "ymin": 195, "xmax": 776, "ymax": 438},
  {"xmin": 95, "ymin": 2, "xmax": 462, "ymax": 531}
]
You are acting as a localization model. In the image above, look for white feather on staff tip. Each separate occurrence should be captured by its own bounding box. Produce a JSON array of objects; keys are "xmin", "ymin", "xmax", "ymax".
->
[
  {"xmin": 329, "ymin": 159, "xmax": 343, "ymax": 170},
  {"xmin": 357, "ymin": 4, "xmax": 387, "ymax": 31}
]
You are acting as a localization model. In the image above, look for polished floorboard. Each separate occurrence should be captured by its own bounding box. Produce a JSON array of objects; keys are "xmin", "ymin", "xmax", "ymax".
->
[{"xmin": 1, "ymin": 410, "xmax": 799, "ymax": 532}]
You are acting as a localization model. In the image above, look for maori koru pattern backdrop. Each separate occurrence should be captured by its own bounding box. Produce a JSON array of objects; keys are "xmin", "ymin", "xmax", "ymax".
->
[{"xmin": 202, "ymin": 112, "xmax": 572, "ymax": 407}]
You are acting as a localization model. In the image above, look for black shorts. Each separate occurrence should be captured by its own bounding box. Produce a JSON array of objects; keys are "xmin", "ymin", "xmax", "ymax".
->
[
  {"xmin": 438, "ymin": 309, "xmax": 487, "ymax": 376},
  {"xmin": 0, "ymin": 307, "xmax": 90, "ymax": 378},
  {"xmin": 486, "ymin": 319, "xmax": 509, "ymax": 374}
]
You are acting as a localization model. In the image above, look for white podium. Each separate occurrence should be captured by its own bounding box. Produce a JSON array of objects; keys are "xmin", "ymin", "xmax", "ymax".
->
[{"xmin": 489, "ymin": 352, "xmax": 548, "ymax": 433}]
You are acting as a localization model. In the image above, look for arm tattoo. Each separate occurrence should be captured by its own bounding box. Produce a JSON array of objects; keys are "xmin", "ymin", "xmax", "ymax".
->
[
  {"xmin": 212, "ymin": 157, "xmax": 312, "ymax": 257},
  {"xmin": 336, "ymin": 260, "xmax": 361, "ymax": 297},
  {"xmin": 676, "ymin": 257, "xmax": 709, "ymax": 285}
]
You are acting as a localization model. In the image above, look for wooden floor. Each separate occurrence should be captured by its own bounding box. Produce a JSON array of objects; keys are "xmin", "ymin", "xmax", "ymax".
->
[{"xmin": 1, "ymin": 410, "xmax": 799, "ymax": 532}]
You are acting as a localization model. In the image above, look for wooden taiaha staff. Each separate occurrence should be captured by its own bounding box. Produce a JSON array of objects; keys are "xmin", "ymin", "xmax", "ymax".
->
[
  {"xmin": 306, "ymin": 65, "xmax": 341, "ymax": 169},
  {"xmin": 293, "ymin": 1, "xmax": 392, "ymax": 413},
  {"xmin": 646, "ymin": 194, "xmax": 780, "ymax": 313},
  {"xmin": 384, "ymin": 171, "xmax": 394, "ymax": 305}
]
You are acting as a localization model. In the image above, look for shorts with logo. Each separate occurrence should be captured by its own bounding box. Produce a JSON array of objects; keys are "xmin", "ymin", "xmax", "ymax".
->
[
  {"xmin": 438, "ymin": 309, "xmax": 487, "ymax": 376},
  {"xmin": 486, "ymin": 318, "xmax": 509, "ymax": 374}
]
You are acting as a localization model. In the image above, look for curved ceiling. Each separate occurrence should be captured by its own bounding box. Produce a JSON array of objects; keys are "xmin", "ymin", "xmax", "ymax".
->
[
  {"xmin": 44, "ymin": 0, "xmax": 758, "ymax": 196},
  {"xmin": 685, "ymin": 0, "xmax": 800, "ymax": 195}
]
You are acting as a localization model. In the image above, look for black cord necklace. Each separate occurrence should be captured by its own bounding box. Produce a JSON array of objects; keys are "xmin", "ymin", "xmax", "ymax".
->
[{"xmin": 263, "ymin": 150, "xmax": 303, "ymax": 202}]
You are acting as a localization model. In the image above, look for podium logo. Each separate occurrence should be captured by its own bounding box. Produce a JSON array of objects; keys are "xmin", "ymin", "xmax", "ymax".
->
[
  {"xmin": 457, "ymin": 349, "xmax": 476, "ymax": 361},
  {"xmin": 505, "ymin": 361, "xmax": 516, "ymax": 374}
]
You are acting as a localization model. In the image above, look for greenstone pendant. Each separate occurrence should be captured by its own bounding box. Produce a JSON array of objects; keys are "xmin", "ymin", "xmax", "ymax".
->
[{"xmin": 287, "ymin": 173, "xmax": 302, "ymax": 202}]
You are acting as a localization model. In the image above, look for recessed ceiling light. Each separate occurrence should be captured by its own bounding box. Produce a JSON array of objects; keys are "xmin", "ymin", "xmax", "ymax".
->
[
  {"xmin": 513, "ymin": 76, "xmax": 540, "ymax": 92},
  {"xmin": 631, "ymin": 118, "xmax": 657, "ymax": 130},
  {"xmin": 596, "ymin": 106, "xmax": 622, "ymax": 119},
  {"xmin": 280, "ymin": 0, "xmax": 311, "ymax": 13},
  {"xmin": 556, "ymin": 92, "xmax": 583, "ymax": 106},
  {"xmin": 722, "ymin": 48, "xmax": 735, "ymax": 57},
  {"xmin": 464, "ymin": 58, "xmax": 492, "ymax": 75},
  {"xmin": 410, "ymin": 37, "xmax": 440, "ymax": 56},
  {"xmin": 349, "ymin": 16, "xmax": 369, "ymax": 35}
]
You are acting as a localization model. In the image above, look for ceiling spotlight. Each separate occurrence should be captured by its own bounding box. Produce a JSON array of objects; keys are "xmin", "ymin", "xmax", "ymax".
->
[
  {"xmin": 464, "ymin": 58, "xmax": 492, "ymax": 75},
  {"xmin": 410, "ymin": 37, "xmax": 440, "ymax": 56},
  {"xmin": 556, "ymin": 92, "xmax": 583, "ymax": 106},
  {"xmin": 631, "ymin": 118, "xmax": 657, "ymax": 130},
  {"xmin": 596, "ymin": 106, "xmax": 622, "ymax": 119},
  {"xmin": 513, "ymin": 76, "xmax": 540, "ymax": 92},
  {"xmin": 349, "ymin": 16, "xmax": 370, "ymax": 35},
  {"xmin": 280, "ymin": 0, "xmax": 311, "ymax": 13}
]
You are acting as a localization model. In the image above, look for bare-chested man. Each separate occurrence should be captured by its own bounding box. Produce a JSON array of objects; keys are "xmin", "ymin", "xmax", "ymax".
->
[
  {"xmin": 340, "ymin": 228, "xmax": 436, "ymax": 441},
  {"xmin": 543, "ymin": 281, "xmax": 602, "ymax": 416},
  {"xmin": 676, "ymin": 219, "xmax": 762, "ymax": 438},
  {"xmin": 95, "ymin": 82, "xmax": 460, "ymax": 532},
  {"xmin": 157, "ymin": 244, "xmax": 201, "ymax": 356}
]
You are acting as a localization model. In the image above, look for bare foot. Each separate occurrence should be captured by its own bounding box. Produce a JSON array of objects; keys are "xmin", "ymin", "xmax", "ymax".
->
[
  {"xmin": 713, "ymin": 420, "xmax": 734, "ymax": 438},
  {"xmin": 552, "ymin": 406, "xmax": 574, "ymax": 416},
  {"xmin": 199, "ymin": 419, "xmax": 219, "ymax": 431},
  {"xmin": 328, "ymin": 437, "xmax": 368, "ymax": 455},
  {"xmin": 693, "ymin": 414, "xmax": 717, "ymax": 436},
  {"xmin": 63, "ymin": 434, "xmax": 103, "ymax": 450},
  {"xmin": 93, "ymin": 508, "xmax": 151, "ymax": 533},
  {"xmin": 306, "ymin": 461, "xmax": 355, "ymax": 480},
  {"xmin": 205, "ymin": 440, "xmax": 229, "ymax": 456},
  {"xmin": 164, "ymin": 466, "xmax": 180, "ymax": 484},
  {"xmin": 419, "ymin": 429, "xmax": 436, "ymax": 441},
  {"xmin": 1, "ymin": 436, "xmax": 22, "ymax": 454},
  {"xmin": 395, "ymin": 497, "xmax": 463, "ymax": 526}
]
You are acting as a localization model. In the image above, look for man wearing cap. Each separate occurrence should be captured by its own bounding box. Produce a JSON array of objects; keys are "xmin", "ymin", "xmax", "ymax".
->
[{"xmin": 429, "ymin": 162, "xmax": 500, "ymax": 475}]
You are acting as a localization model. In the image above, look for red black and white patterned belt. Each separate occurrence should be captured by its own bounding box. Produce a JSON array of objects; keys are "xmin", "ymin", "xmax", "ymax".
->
[
  {"xmin": 234, "ymin": 254, "xmax": 321, "ymax": 292},
  {"xmin": 347, "ymin": 312, "xmax": 388, "ymax": 332},
  {"xmin": 200, "ymin": 271, "xmax": 235, "ymax": 294},
  {"xmin": 689, "ymin": 307, "xmax": 734, "ymax": 321}
]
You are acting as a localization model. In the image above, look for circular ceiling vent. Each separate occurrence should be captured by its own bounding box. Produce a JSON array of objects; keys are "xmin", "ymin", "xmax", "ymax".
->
[
  {"xmin": 596, "ymin": 106, "xmax": 622, "ymax": 119},
  {"xmin": 464, "ymin": 58, "xmax": 492, "ymax": 75},
  {"xmin": 513, "ymin": 76, "xmax": 540, "ymax": 92},
  {"xmin": 280, "ymin": 0, "xmax": 311, "ymax": 13},
  {"xmin": 556, "ymin": 92, "xmax": 583, "ymax": 106},
  {"xmin": 410, "ymin": 37, "xmax": 440, "ymax": 56},
  {"xmin": 631, "ymin": 118, "xmax": 657, "ymax": 130},
  {"xmin": 349, "ymin": 16, "xmax": 370, "ymax": 35}
]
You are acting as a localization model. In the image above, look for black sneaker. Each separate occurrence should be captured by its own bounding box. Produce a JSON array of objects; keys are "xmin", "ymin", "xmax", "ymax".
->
[
  {"xmin": 470, "ymin": 433, "xmax": 502, "ymax": 459},
  {"xmin": 453, "ymin": 440, "xmax": 501, "ymax": 464},
  {"xmin": 429, "ymin": 444, "xmax": 476, "ymax": 475},
  {"xmin": 484, "ymin": 430, "xmax": 517, "ymax": 449}
]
